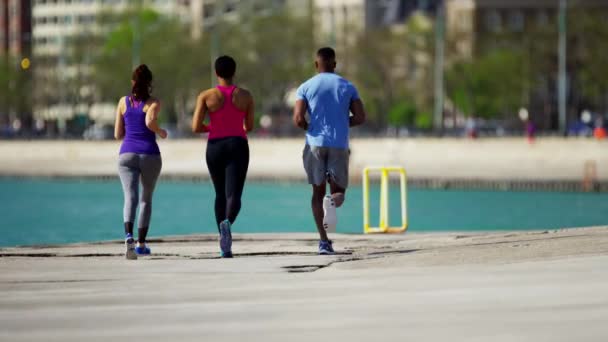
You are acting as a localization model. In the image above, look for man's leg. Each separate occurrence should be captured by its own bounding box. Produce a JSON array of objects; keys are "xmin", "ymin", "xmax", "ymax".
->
[
  {"xmin": 311, "ymin": 183, "xmax": 329, "ymax": 241},
  {"xmin": 328, "ymin": 179, "xmax": 346, "ymax": 208},
  {"xmin": 303, "ymin": 144, "xmax": 330, "ymax": 241},
  {"xmin": 322, "ymin": 147, "xmax": 349, "ymax": 230},
  {"xmin": 327, "ymin": 147, "xmax": 350, "ymax": 201}
]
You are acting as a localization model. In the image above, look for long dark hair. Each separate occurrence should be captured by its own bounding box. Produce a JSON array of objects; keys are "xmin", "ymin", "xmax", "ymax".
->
[{"xmin": 131, "ymin": 64, "xmax": 152, "ymax": 101}]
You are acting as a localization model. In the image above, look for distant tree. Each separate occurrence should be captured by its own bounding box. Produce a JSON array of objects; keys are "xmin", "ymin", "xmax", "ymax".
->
[
  {"xmin": 446, "ymin": 50, "xmax": 528, "ymax": 119},
  {"xmin": 0, "ymin": 57, "xmax": 32, "ymax": 129},
  {"xmin": 350, "ymin": 13, "xmax": 434, "ymax": 130},
  {"xmin": 463, "ymin": 7, "xmax": 608, "ymax": 129},
  {"xmin": 91, "ymin": 7, "xmax": 314, "ymax": 131},
  {"xmin": 0, "ymin": 58, "xmax": 12, "ymax": 124},
  {"xmin": 216, "ymin": 10, "xmax": 315, "ymax": 114},
  {"xmin": 388, "ymin": 100, "xmax": 417, "ymax": 127},
  {"xmin": 94, "ymin": 7, "xmax": 209, "ymax": 128},
  {"xmin": 569, "ymin": 9, "xmax": 608, "ymax": 114}
]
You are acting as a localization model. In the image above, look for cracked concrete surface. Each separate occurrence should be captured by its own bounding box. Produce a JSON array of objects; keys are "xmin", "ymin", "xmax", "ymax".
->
[{"xmin": 1, "ymin": 228, "xmax": 608, "ymax": 341}]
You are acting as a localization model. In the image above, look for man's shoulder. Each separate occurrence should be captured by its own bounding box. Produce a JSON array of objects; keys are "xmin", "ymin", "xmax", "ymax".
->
[
  {"xmin": 324, "ymin": 73, "xmax": 356, "ymax": 89},
  {"xmin": 334, "ymin": 74, "xmax": 355, "ymax": 86},
  {"xmin": 300, "ymin": 74, "xmax": 323, "ymax": 86},
  {"xmin": 297, "ymin": 75, "xmax": 321, "ymax": 97}
]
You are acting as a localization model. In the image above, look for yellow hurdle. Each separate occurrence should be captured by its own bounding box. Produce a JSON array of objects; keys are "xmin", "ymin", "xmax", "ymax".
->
[{"xmin": 362, "ymin": 167, "xmax": 408, "ymax": 234}]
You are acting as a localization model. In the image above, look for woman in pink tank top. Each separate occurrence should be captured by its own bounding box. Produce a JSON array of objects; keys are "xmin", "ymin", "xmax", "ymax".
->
[{"xmin": 191, "ymin": 55, "xmax": 255, "ymax": 258}]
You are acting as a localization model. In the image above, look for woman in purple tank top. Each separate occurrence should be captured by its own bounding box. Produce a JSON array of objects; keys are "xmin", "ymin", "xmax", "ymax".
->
[{"xmin": 114, "ymin": 64, "xmax": 167, "ymax": 260}]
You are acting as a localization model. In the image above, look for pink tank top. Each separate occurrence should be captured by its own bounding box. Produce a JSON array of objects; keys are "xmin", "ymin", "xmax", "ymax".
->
[{"xmin": 208, "ymin": 85, "xmax": 247, "ymax": 140}]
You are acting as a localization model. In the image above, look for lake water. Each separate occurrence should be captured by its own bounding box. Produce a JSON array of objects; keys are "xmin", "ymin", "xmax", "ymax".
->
[{"xmin": 1, "ymin": 178, "xmax": 607, "ymax": 247}]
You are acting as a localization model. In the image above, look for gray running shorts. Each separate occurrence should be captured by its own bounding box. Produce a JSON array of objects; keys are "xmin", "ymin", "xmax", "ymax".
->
[{"xmin": 302, "ymin": 144, "xmax": 349, "ymax": 189}]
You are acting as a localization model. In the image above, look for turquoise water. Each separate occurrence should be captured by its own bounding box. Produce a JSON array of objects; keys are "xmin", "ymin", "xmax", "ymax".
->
[{"xmin": 1, "ymin": 178, "xmax": 607, "ymax": 247}]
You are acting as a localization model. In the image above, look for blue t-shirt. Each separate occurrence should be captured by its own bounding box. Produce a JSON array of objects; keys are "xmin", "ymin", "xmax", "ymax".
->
[{"xmin": 296, "ymin": 72, "xmax": 359, "ymax": 149}]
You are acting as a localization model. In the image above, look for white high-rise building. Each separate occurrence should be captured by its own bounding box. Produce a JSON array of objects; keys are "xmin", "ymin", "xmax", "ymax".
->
[
  {"xmin": 32, "ymin": 0, "xmax": 191, "ymax": 59},
  {"xmin": 313, "ymin": 0, "xmax": 365, "ymax": 47},
  {"xmin": 31, "ymin": 0, "xmax": 191, "ymax": 125},
  {"xmin": 189, "ymin": 0, "xmax": 308, "ymax": 39}
]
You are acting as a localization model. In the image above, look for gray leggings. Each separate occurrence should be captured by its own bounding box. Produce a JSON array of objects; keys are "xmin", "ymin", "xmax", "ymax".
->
[{"xmin": 118, "ymin": 153, "xmax": 162, "ymax": 228}]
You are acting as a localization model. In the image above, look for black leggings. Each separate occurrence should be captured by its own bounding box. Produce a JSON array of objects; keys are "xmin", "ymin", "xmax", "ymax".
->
[{"xmin": 206, "ymin": 137, "xmax": 250, "ymax": 229}]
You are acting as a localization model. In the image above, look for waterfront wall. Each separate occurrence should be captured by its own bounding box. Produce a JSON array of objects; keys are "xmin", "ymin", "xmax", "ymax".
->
[{"xmin": 1, "ymin": 138, "xmax": 607, "ymax": 190}]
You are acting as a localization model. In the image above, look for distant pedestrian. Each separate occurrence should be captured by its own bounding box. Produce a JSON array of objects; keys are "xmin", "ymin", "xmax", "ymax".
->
[
  {"xmin": 465, "ymin": 117, "xmax": 477, "ymax": 139},
  {"xmin": 293, "ymin": 47, "xmax": 366, "ymax": 255},
  {"xmin": 191, "ymin": 55, "xmax": 255, "ymax": 258},
  {"xmin": 526, "ymin": 120, "xmax": 536, "ymax": 143},
  {"xmin": 593, "ymin": 117, "xmax": 606, "ymax": 140},
  {"xmin": 114, "ymin": 64, "xmax": 167, "ymax": 260}
]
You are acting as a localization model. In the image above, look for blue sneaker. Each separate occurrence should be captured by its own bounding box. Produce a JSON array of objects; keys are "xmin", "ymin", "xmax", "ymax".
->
[
  {"xmin": 125, "ymin": 234, "xmax": 137, "ymax": 260},
  {"xmin": 318, "ymin": 240, "xmax": 335, "ymax": 255},
  {"xmin": 219, "ymin": 219, "xmax": 233, "ymax": 258},
  {"xmin": 134, "ymin": 244, "xmax": 151, "ymax": 256}
]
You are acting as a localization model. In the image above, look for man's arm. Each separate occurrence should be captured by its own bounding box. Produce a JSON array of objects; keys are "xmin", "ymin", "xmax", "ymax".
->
[
  {"xmin": 191, "ymin": 91, "xmax": 209, "ymax": 133},
  {"xmin": 349, "ymin": 98, "xmax": 366, "ymax": 127},
  {"xmin": 293, "ymin": 99, "xmax": 308, "ymax": 131}
]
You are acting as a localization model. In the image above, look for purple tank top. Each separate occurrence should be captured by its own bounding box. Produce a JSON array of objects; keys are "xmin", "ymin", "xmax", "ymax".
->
[{"xmin": 119, "ymin": 96, "xmax": 160, "ymax": 155}]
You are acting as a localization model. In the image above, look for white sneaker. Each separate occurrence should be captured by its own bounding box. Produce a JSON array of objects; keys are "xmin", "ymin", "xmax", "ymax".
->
[
  {"xmin": 323, "ymin": 195, "xmax": 337, "ymax": 232},
  {"xmin": 125, "ymin": 235, "xmax": 137, "ymax": 260}
]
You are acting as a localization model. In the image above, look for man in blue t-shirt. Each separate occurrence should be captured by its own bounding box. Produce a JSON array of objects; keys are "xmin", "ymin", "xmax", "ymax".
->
[{"xmin": 293, "ymin": 47, "xmax": 367, "ymax": 255}]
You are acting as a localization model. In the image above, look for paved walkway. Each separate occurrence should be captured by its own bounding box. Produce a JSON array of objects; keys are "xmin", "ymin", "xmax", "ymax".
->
[{"xmin": 1, "ymin": 227, "xmax": 608, "ymax": 341}]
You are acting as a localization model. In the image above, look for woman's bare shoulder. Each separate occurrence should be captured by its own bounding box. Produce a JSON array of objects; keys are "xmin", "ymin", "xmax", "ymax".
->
[
  {"xmin": 235, "ymin": 87, "xmax": 252, "ymax": 99},
  {"xmin": 117, "ymin": 96, "xmax": 127, "ymax": 114},
  {"xmin": 200, "ymin": 88, "xmax": 221, "ymax": 97},
  {"xmin": 148, "ymin": 97, "xmax": 161, "ymax": 106}
]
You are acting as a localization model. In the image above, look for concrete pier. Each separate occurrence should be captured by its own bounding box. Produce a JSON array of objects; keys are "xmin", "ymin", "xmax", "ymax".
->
[{"xmin": 1, "ymin": 227, "xmax": 608, "ymax": 341}]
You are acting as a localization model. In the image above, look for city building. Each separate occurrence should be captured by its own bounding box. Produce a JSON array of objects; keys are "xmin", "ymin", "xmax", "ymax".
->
[
  {"xmin": 32, "ymin": 0, "xmax": 190, "ymax": 60},
  {"xmin": 30, "ymin": 0, "xmax": 192, "ymax": 128},
  {"xmin": 0, "ymin": 0, "xmax": 32, "ymax": 58},
  {"xmin": 189, "ymin": 0, "xmax": 307, "ymax": 39},
  {"xmin": 0, "ymin": 0, "xmax": 32, "ymax": 134},
  {"xmin": 447, "ymin": 0, "xmax": 608, "ymax": 61},
  {"xmin": 314, "ymin": 0, "xmax": 440, "ymax": 46},
  {"xmin": 446, "ymin": 0, "xmax": 608, "ymax": 130}
]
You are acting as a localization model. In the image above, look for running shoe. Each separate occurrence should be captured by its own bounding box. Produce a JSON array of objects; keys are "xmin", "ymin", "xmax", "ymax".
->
[
  {"xmin": 322, "ymin": 195, "xmax": 337, "ymax": 232},
  {"xmin": 125, "ymin": 234, "xmax": 137, "ymax": 260},
  {"xmin": 219, "ymin": 219, "xmax": 233, "ymax": 258},
  {"xmin": 318, "ymin": 240, "xmax": 335, "ymax": 255},
  {"xmin": 134, "ymin": 243, "xmax": 151, "ymax": 256}
]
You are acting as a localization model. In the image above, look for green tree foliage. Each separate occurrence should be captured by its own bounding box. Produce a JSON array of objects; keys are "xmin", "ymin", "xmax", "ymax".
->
[
  {"xmin": 94, "ymin": 8, "xmax": 209, "ymax": 126},
  {"xmin": 0, "ymin": 57, "xmax": 32, "ymax": 126},
  {"xmin": 569, "ymin": 10, "xmax": 608, "ymax": 111},
  {"xmin": 215, "ymin": 10, "xmax": 315, "ymax": 113},
  {"xmin": 462, "ymin": 7, "xmax": 608, "ymax": 127},
  {"xmin": 388, "ymin": 100, "xmax": 417, "ymax": 127},
  {"xmin": 446, "ymin": 50, "xmax": 528, "ymax": 119},
  {"xmin": 91, "ymin": 6, "xmax": 314, "ymax": 128},
  {"xmin": 349, "ymin": 13, "xmax": 434, "ymax": 129}
]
